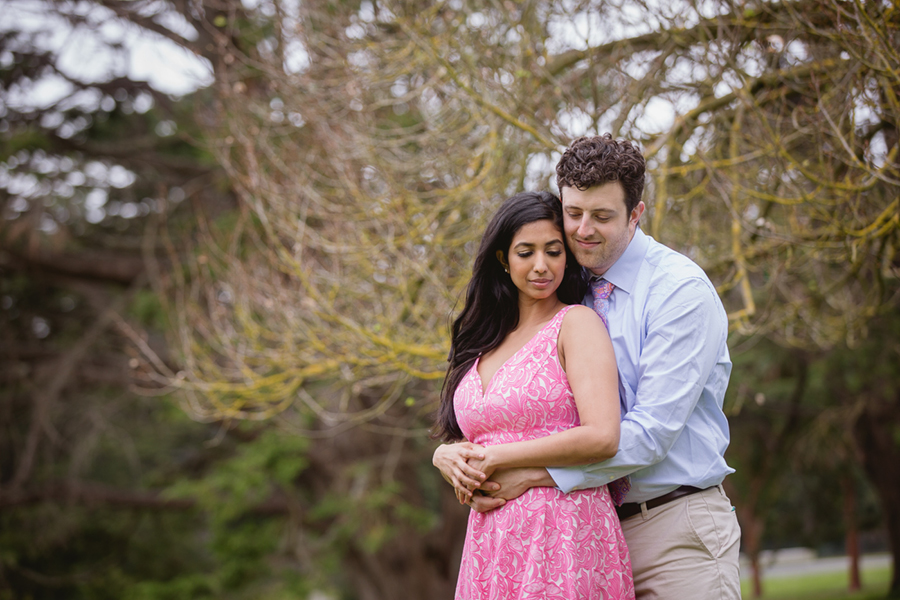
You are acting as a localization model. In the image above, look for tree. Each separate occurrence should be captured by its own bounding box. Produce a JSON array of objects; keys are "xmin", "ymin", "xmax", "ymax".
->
[
  {"xmin": 820, "ymin": 310, "xmax": 900, "ymax": 598},
  {"xmin": 724, "ymin": 336, "xmax": 888, "ymax": 597},
  {"xmin": 724, "ymin": 340, "xmax": 810, "ymax": 597},
  {"xmin": 0, "ymin": 1, "xmax": 252, "ymax": 596}
]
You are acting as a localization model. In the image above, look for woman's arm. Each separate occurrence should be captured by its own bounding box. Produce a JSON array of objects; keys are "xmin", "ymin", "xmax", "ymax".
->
[{"xmin": 465, "ymin": 306, "xmax": 620, "ymax": 485}]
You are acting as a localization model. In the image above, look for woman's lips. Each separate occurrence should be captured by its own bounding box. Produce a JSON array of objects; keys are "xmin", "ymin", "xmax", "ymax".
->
[{"xmin": 530, "ymin": 279, "xmax": 552, "ymax": 289}]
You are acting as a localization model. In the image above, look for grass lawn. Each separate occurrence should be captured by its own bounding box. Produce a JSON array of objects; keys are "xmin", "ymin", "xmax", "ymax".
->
[{"xmin": 741, "ymin": 566, "xmax": 892, "ymax": 599}]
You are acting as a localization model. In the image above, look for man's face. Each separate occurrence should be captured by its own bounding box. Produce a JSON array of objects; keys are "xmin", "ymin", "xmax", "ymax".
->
[{"xmin": 561, "ymin": 182, "xmax": 645, "ymax": 276}]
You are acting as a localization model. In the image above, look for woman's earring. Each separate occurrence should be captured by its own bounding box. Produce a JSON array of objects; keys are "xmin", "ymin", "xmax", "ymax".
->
[{"xmin": 503, "ymin": 266, "xmax": 509, "ymax": 273}]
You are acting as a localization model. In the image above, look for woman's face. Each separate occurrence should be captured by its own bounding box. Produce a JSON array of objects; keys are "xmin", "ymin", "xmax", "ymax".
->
[{"xmin": 503, "ymin": 219, "xmax": 567, "ymax": 302}]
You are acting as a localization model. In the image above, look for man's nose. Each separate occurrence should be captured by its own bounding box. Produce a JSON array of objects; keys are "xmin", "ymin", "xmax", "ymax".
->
[{"xmin": 577, "ymin": 215, "xmax": 592, "ymax": 238}]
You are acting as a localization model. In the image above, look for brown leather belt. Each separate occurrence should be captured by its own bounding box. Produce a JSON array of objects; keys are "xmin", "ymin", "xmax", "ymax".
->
[{"xmin": 615, "ymin": 485, "xmax": 707, "ymax": 521}]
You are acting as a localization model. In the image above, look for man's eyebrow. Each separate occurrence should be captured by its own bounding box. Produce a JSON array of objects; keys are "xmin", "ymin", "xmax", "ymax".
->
[{"xmin": 563, "ymin": 204, "xmax": 616, "ymax": 213}]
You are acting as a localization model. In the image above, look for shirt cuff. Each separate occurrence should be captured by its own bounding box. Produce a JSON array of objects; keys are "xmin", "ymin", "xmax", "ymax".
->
[{"xmin": 546, "ymin": 466, "xmax": 586, "ymax": 494}]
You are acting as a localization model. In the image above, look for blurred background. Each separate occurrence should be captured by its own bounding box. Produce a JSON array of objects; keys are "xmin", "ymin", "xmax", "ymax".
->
[{"xmin": 1, "ymin": 0, "xmax": 898, "ymax": 598}]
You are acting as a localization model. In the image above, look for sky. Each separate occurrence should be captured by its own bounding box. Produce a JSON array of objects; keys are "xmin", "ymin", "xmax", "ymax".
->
[{"xmin": 2, "ymin": 0, "xmax": 213, "ymax": 110}]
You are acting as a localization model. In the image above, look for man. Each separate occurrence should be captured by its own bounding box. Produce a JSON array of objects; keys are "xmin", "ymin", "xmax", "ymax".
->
[{"xmin": 434, "ymin": 134, "xmax": 741, "ymax": 599}]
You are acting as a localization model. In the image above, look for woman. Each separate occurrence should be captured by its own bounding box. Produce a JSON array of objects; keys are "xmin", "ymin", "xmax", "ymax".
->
[{"xmin": 434, "ymin": 191, "xmax": 633, "ymax": 599}]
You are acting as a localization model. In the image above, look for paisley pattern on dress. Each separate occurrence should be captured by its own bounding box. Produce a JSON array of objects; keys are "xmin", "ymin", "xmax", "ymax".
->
[{"xmin": 454, "ymin": 305, "xmax": 634, "ymax": 600}]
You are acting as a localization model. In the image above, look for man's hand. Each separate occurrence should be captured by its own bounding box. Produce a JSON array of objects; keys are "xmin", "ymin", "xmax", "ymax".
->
[
  {"xmin": 468, "ymin": 492, "xmax": 506, "ymax": 512},
  {"xmin": 433, "ymin": 442, "xmax": 487, "ymax": 501},
  {"xmin": 466, "ymin": 467, "xmax": 557, "ymax": 513}
]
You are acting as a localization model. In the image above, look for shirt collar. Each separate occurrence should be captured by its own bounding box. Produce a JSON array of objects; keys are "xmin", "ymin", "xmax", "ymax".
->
[{"xmin": 587, "ymin": 227, "xmax": 648, "ymax": 295}]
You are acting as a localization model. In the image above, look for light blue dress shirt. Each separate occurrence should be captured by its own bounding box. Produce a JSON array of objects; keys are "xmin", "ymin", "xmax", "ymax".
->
[{"xmin": 548, "ymin": 227, "xmax": 734, "ymax": 503}]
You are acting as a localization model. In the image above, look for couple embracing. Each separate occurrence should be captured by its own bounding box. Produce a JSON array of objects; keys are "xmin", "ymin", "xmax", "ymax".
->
[{"xmin": 433, "ymin": 135, "xmax": 742, "ymax": 599}]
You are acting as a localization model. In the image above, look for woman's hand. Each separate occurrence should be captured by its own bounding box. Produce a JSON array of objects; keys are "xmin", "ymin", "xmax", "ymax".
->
[
  {"xmin": 433, "ymin": 442, "xmax": 487, "ymax": 502},
  {"xmin": 466, "ymin": 450, "xmax": 498, "ymax": 485}
]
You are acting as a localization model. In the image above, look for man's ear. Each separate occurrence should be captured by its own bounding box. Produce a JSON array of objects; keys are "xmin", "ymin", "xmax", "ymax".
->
[
  {"xmin": 630, "ymin": 201, "xmax": 646, "ymax": 231},
  {"xmin": 496, "ymin": 250, "xmax": 508, "ymax": 270}
]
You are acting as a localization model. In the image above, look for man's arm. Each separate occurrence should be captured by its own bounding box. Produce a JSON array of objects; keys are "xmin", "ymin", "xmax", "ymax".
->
[
  {"xmin": 468, "ymin": 467, "xmax": 555, "ymax": 513},
  {"xmin": 549, "ymin": 278, "xmax": 727, "ymax": 493}
]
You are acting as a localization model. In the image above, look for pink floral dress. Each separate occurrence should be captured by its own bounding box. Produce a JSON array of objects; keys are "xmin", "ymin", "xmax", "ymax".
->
[{"xmin": 454, "ymin": 305, "xmax": 634, "ymax": 600}]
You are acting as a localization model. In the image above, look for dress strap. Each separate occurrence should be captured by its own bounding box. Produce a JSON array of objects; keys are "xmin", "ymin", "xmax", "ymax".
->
[{"xmin": 543, "ymin": 304, "xmax": 578, "ymax": 341}]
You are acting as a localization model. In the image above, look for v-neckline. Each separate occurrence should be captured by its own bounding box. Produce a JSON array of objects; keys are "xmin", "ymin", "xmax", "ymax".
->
[{"xmin": 473, "ymin": 308, "xmax": 565, "ymax": 396}]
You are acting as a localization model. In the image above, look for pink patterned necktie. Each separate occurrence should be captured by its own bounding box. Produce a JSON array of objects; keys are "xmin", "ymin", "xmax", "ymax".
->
[
  {"xmin": 589, "ymin": 277, "xmax": 631, "ymax": 505},
  {"xmin": 590, "ymin": 279, "xmax": 615, "ymax": 329}
]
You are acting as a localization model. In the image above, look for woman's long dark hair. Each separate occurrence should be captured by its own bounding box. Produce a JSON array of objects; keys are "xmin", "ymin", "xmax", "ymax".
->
[{"xmin": 434, "ymin": 191, "xmax": 588, "ymax": 441}]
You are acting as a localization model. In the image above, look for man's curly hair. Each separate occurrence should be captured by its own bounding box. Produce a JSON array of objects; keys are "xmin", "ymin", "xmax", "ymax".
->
[{"xmin": 555, "ymin": 134, "xmax": 646, "ymax": 214}]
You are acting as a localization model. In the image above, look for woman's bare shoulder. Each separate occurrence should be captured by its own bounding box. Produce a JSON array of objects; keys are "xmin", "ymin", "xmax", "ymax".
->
[
  {"xmin": 559, "ymin": 304, "xmax": 606, "ymax": 339},
  {"xmin": 561, "ymin": 304, "xmax": 603, "ymax": 325}
]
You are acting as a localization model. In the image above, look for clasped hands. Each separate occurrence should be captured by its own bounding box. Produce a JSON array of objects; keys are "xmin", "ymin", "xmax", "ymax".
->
[{"xmin": 432, "ymin": 442, "xmax": 540, "ymax": 513}]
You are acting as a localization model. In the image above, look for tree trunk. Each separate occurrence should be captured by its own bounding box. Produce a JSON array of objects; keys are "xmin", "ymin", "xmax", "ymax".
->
[
  {"xmin": 737, "ymin": 504, "xmax": 764, "ymax": 598},
  {"xmin": 751, "ymin": 553, "xmax": 762, "ymax": 599},
  {"xmin": 842, "ymin": 475, "xmax": 861, "ymax": 592},
  {"xmin": 853, "ymin": 401, "xmax": 900, "ymax": 598}
]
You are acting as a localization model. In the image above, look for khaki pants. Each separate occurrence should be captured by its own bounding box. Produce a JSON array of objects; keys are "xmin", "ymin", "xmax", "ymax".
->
[{"xmin": 620, "ymin": 485, "xmax": 742, "ymax": 600}]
